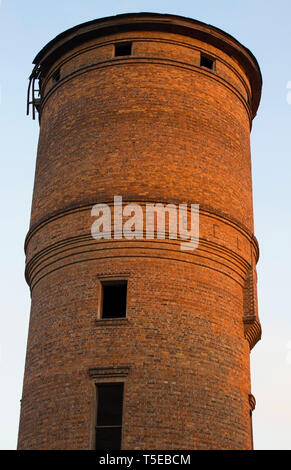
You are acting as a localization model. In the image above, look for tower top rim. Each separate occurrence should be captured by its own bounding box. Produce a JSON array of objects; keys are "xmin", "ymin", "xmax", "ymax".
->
[{"xmin": 32, "ymin": 12, "xmax": 262, "ymax": 118}]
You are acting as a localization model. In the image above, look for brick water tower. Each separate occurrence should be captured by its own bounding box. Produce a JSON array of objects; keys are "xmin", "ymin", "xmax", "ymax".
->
[{"xmin": 18, "ymin": 13, "xmax": 262, "ymax": 450}]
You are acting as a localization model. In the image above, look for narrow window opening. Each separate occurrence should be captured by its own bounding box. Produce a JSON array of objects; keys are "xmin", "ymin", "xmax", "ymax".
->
[
  {"xmin": 52, "ymin": 68, "xmax": 61, "ymax": 82},
  {"xmin": 101, "ymin": 281, "xmax": 127, "ymax": 319},
  {"xmin": 200, "ymin": 55, "xmax": 215, "ymax": 70},
  {"xmin": 114, "ymin": 42, "xmax": 132, "ymax": 57},
  {"xmin": 95, "ymin": 383, "xmax": 124, "ymax": 450}
]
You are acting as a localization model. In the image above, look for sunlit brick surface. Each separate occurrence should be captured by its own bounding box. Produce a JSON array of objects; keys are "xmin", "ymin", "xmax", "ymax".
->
[{"xmin": 18, "ymin": 13, "xmax": 262, "ymax": 450}]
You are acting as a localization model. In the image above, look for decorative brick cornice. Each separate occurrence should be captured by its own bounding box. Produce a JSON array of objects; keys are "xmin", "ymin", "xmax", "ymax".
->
[
  {"xmin": 25, "ymin": 198, "xmax": 259, "ymax": 290},
  {"xmin": 25, "ymin": 201, "xmax": 259, "ymax": 259},
  {"xmin": 25, "ymin": 235, "xmax": 251, "ymax": 291}
]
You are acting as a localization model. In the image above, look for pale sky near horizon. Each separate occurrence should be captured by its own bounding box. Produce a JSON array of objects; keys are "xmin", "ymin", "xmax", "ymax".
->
[{"xmin": 0, "ymin": 0, "xmax": 291, "ymax": 450}]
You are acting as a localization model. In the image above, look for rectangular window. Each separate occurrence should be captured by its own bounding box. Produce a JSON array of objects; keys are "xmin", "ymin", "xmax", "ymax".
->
[
  {"xmin": 200, "ymin": 54, "xmax": 216, "ymax": 71},
  {"xmin": 114, "ymin": 42, "xmax": 132, "ymax": 57},
  {"xmin": 95, "ymin": 383, "xmax": 124, "ymax": 450},
  {"xmin": 101, "ymin": 280, "xmax": 127, "ymax": 319}
]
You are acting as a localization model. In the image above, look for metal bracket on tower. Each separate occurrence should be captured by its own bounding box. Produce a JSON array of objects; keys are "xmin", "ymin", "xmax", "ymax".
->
[{"xmin": 27, "ymin": 64, "xmax": 42, "ymax": 120}]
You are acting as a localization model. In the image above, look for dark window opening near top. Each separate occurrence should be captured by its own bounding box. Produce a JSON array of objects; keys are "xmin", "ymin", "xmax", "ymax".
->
[
  {"xmin": 52, "ymin": 68, "xmax": 61, "ymax": 82},
  {"xmin": 95, "ymin": 383, "xmax": 124, "ymax": 450},
  {"xmin": 101, "ymin": 281, "xmax": 127, "ymax": 319},
  {"xmin": 200, "ymin": 55, "xmax": 215, "ymax": 70},
  {"xmin": 114, "ymin": 42, "xmax": 132, "ymax": 57}
]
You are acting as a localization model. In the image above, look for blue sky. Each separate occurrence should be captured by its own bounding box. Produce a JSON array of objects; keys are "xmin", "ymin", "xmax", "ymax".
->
[{"xmin": 0, "ymin": 0, "xmax": 291, "ymax": 450}]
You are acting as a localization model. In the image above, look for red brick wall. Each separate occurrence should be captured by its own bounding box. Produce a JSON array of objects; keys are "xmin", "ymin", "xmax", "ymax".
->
[{"xmin": 18, "ymin": 15, "xmax": 261, "ymax": 450}]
